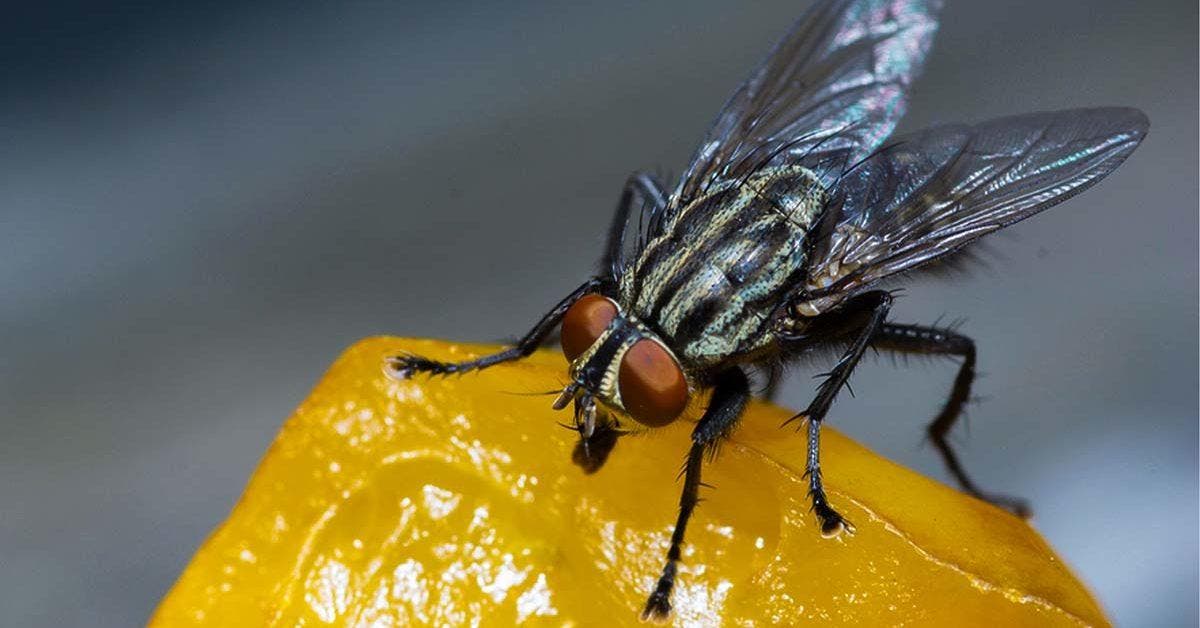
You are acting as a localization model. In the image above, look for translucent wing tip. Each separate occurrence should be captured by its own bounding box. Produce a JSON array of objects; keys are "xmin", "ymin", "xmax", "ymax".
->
[
  {"xmin": 1116, "ymin": 106, "xmax": 1151, "ymax": 138},
  {"xmin": 1090, "ymin": 105, "xmax": 1149, "ymax": 130},
  {"xmin": 1075, "ymin": 106, "xmax": 1151, "ymax": 161}
]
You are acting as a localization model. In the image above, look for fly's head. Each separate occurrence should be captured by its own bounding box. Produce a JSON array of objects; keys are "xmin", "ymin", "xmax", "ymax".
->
[{"xmin": 554, "ymin": 294, "xmax": 690, "ymax": 436}]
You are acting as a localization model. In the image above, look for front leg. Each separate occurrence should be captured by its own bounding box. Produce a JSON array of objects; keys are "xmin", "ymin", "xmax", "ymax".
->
[
  {"xmin": 643, "ymin": 368, "xmax": 750, "ymax": 620},
  {"xmin": 389, "ymin": 170, "xmax": 666, "ymax": 380},
  {"xmin": 783, "ymin": 290, "xmax": 893, "ymax": 535},
  {"xmin": 386, "ymin": 277, "xmax": 605, "ymax": 378}
]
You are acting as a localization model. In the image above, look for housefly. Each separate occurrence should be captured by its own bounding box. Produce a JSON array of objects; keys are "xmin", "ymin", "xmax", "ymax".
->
[{"xmin": 387, "ymin": 0, "xmax": 1148, "ymax": 618}]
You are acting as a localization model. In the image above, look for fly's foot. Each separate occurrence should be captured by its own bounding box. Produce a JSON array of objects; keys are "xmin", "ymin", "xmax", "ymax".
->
[
  {"xmin": 781, "ymin": 411, "xmax": 807, "ymax": 429},
  {"xmin": 641, "ymin": 562, "xmax": 676, "ymax": 621},
  {"xmin": 813, "ymin": 501, "xmax": 854, "ymax": 538},
  {"xmin": 979, "ymin": 492, "xmax": 1032, "ymax": 519},
  {"xmin": 384, "ymin": 353, "xmax": 456, "ymax": 379}
]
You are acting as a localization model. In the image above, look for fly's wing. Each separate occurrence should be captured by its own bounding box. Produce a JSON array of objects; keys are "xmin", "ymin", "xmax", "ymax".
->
[
  {"xmin": 671, "ymin": 0, "xmax": 942, "ymax": 210},
  {"xmin": 804, "ymin": 108, "xmax": 1149, "ymax": 299}
]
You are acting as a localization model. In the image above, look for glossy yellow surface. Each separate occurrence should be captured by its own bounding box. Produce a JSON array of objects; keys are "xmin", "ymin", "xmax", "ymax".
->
[{"xmin": 152, "ymin": 338, "xmax": 1108, "ymax": 626}]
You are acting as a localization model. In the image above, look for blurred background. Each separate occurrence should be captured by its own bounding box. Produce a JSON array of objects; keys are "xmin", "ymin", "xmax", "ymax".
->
[{"xmin": 2, "ymin": 1, "xmax": 1195, "ymax": 625}]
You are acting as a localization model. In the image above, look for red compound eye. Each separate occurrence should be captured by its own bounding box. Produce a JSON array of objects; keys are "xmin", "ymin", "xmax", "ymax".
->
[
  {"xmin": 618, "ymin": 339, "xmax": 689, "ymax": 427},
  {"xmin": 560, "ymin": 294, "xmax": 617, "ymax": 361}
]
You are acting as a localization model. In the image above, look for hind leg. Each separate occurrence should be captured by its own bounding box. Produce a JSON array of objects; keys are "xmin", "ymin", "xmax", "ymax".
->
[{"xmin": 871, "ymin": 323, "xmax": 1030, "ymax": 517}]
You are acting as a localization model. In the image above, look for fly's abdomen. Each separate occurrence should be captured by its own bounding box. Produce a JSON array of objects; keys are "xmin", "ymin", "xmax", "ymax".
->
[{"xmin": 622, "ymin": 166, "xmax": 828, "ymax": 366}]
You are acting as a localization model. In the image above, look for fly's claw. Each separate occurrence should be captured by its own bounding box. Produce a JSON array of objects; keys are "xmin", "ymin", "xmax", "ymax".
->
[
  {"xmin": 383, "ymin": 353, "xmax": 420, "ymax": 379},
  {"xmin": 384, "ymin": 353, "xmax": 453, "ymax": 379},
  {"xmin": 641, "ymin": 569, "xmax": 675, "ymax": 622},
  {"xmin": 813, "ymin": 502, "xmax": 854, "ymax": 538},
  {"xmin": 1008, "ymin": 500, "xmax": 1033, "ymax": 520},
  {"xmin": 641, "ymin": 595, "xmax": 671, "ymax": 622},
  {"xmin": 981, "ymin": 493, "xmax": 1033, "ymax": 519},
  {"xmin": 781, "ymin": 412, "xmax": 808, "ymax": 429}
]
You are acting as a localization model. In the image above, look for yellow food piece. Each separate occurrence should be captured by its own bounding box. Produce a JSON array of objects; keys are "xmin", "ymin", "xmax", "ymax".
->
[{"xmin": 152, "ymin": 338, "xmax": 1108, "ymax": 626}]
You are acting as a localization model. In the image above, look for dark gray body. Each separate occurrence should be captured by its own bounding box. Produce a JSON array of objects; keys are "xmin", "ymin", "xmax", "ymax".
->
[{"xmin": 618, "ymin": 166, "xmax": 827, "ymax": 369}]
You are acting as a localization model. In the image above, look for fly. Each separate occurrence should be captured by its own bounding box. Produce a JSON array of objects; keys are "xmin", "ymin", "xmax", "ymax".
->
[{"xmin": 386, "ymin": 0, "xmax": 1148, "ymax": 619}]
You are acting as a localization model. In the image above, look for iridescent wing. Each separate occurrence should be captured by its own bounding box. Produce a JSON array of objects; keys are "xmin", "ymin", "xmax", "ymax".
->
[
  {"xmin": 802, "ymin": 107, "xmax": 1149, "ymax": 304},
  {"xmin": 671, "ymin": 0, "xmax": 942, "ymax": 210}
]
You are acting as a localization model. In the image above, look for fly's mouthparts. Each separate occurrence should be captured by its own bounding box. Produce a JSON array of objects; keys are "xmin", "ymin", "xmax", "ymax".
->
[{"xmin": 575, "ymin": 395, "xmax": 598, "ymax": 439}]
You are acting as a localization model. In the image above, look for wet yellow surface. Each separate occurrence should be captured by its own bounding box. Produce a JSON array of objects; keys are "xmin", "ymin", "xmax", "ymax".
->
[{"xmin": 152, "ymin": 337, "xmax": 1109, "ymax": 626}]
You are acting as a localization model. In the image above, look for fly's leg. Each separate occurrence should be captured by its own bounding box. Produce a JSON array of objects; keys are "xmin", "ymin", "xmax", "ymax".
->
[
  {"xmin": 871, "ymin": 323, "xmax": 1030, "ymax": 517},
  {"xmin": 386, "ymin": 277, "xmax": 605, "ymax": 378},
  {"xmin": 389, "ymin": 169, "xmax": 665, "ymax": 379},
  {"xmin": 643, "ymin": 368, "xmax": 749, "ymax": 620},
  {"xmin": 603, "ymin": 171, "xmax": 669, "ymax": 279},
  {"xmin": 782, "ymin": 290, "xmax": 893, "ymax": 536}
]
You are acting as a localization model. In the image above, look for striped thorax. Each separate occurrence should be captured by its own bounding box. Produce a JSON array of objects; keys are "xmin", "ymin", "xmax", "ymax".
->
[{"xmin": 619, "ymin": 165, "xmax": 829, "ymax": 367}]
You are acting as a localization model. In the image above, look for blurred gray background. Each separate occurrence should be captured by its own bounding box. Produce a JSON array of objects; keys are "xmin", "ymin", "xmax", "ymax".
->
[{"xmin": 2, "ymin": 1, "xmax": 1195, "ymax": 625}]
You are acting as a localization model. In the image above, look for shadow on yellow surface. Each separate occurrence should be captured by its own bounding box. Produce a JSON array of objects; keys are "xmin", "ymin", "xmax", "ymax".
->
[{"xmin": 152, "ymin": 338, "xmax": 1108, "ymax": 626}]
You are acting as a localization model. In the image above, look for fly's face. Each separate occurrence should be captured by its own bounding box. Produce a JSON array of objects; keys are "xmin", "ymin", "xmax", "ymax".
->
[{"xmin": 553, "ymin": 294, "xmax": 690, "ymax": 434}]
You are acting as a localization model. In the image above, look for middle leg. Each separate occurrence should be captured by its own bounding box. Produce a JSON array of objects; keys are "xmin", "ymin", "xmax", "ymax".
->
[{"xmin": 782, "ymin": 290, "xmax": 893, "ymax": 535}]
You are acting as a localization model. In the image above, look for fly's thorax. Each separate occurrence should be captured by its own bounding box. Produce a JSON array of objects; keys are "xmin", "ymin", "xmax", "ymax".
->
[
  {"xmin": 559, "ymin": 295, "xmax": 690, "ymax": 428},
  {"xmin": 617, "ymin": 164, "xmax": 830, "ymax": 366}
]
